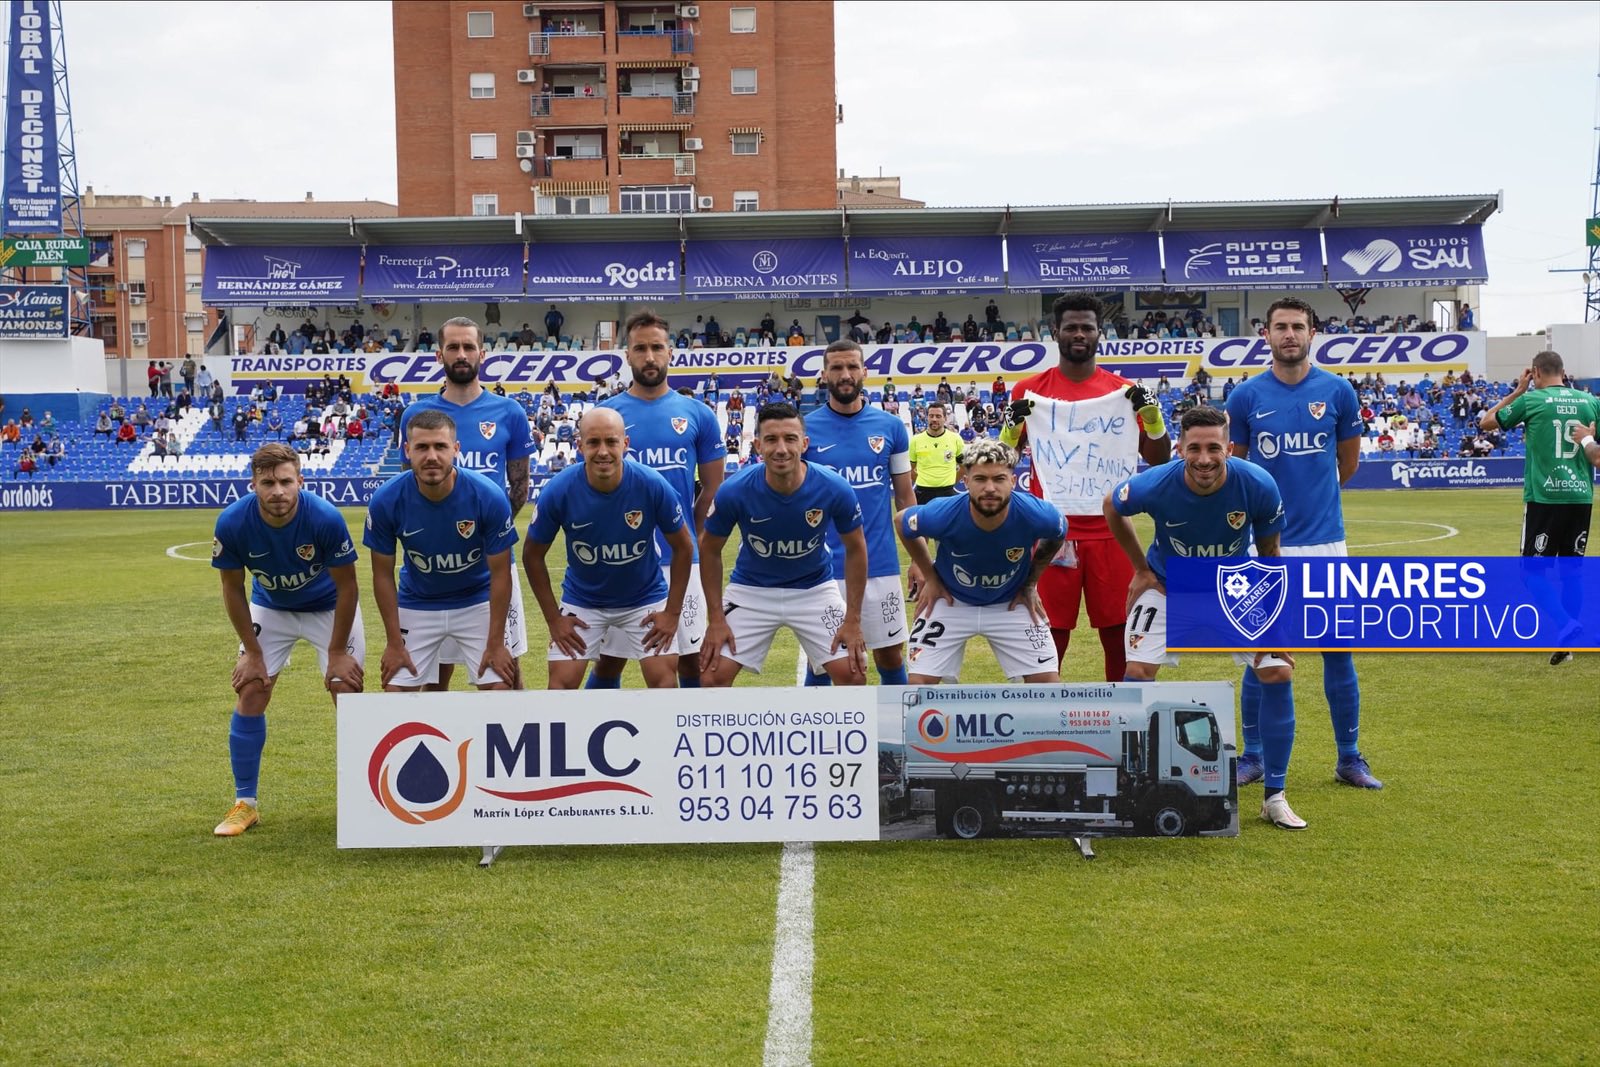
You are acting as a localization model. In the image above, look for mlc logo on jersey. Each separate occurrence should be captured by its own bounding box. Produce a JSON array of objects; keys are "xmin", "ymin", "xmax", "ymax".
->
[
  {"xmin": 368, "ymin": 722, "xmax": 471, "ymax": 824},
  {"xmin": 1217, "ymin": 561, "xmax": 1288, "ymax": 641}
]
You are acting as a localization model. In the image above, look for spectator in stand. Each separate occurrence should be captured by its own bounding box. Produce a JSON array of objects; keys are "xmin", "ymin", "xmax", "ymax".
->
[
  {"xmin": 210, "ymin": 396, "xmax": 225, "ymax": 434},
  {"xmin": 724, "ymin": 422, "xmax": 742, "ymax": 458},
  {"xmin": 1377, "ymin": 429, "xmax": 1395, "ymax": 453},
  {"xmin": 311, "ymin": 336, "xmax": 330, "ymax": 355},
  {"xmin": 197, "ymin": 364, "xmax": 215, "ymax": 398},
  {"xmin": 14, "ymin": 449, "xmax": 36, "ymax": 477},
  {"xmin": 147, "ymin": 361, "xmax": 162, "ymax": 398},
  {"xmin": 992, "ymin": 376, "xmax": 1008, "ymax": 406},
  {"xmin": 266, "ymin": 409, "xmax": 284, "ymax": 439},
  {"xmin": 786, "ymin": 320, "xmax": 804, "ymax": 344},
  {"xmin": 44, "ymin": 435, "xmax": 64, "ymax": 467},
  {"xmin": 963, "ymin": 312, "xmax": 980, "ymax": 341},
  {"xmin": 933, "ymin": 311, "xmax": 950, "ymax": 340},
  {"xmin": 548, "ymin": 449, "xmax": 568, "ymax": 473},
  {"xmin": 115, "ymin": 419, "xmax": 137, "ymax": 446},
  {"xmin": 1, "ymin": 419, "xmax": 18, "ymax": 444},
  {"xmin": 905, "ymin": 315, "xmax": 922, "ymax": 339},
  {"xmin": 108, "ymin": 399, "xmax": 125, "ymax": 422},
  {"xmin": 705, "ymin": 371, "xmax": 720, "ymax": 402},
  {"xmin": 176, "ymin": 390, "xmax": 193, "ymax": 414},
  {"xmin": 1459, "ymin": 303, "xmax": 1475, "ymax": 330},
  {"xmin": 703, "ymin": 314, "xmax": 722, "ymax": 345},
  {"xmin": 416, "ymin": 326, "xmax": 434, "ymax": 350},
  {"xmin": 233, "ymin": 408, "xmax": 249, "ymax": 442},
  {"xmin": 132, "ymin": 405, "xmax": 152, "ymax": 434},
  {"xmin": 94, "ymin": 411, "xmax": 114, "ymax": 438},
  {"xmin": 726, "ymin": 389, "xmax": 745, "ymax": 417},
  {"xmin": 875, "ymin": 322, "xmax": 893, "ymax": 344},
  {"xmin": 181, "ymin": 357, "xmax": 198, "ymax": 395},
  {"xmin": 985, "ymin": 299, "xmax": 1001, "ymax": 334},
  {"xmin": 759, "ymin": 311, "xmax": 777, "ymax": 343},
  {"xmin": 160, "ymin": 361, "xmax": 175, "ymax": 398},
  {"xmin": 35, "ymin": 410, "xmax": 54, "ymax": 435},
  {"xmin": 519, "ymin": 322, "xmax": 537, "ymax": 347},
  {"xmin": 268, "ymin": 325, "xmax": 287, "ymax": 350},
  {"xmin": 346, "ymin": 415, "xmax": 365, "ymax": 441}
]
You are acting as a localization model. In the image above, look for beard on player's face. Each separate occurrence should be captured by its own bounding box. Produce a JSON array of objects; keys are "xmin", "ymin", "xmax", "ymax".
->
[
  {"xmin": 631, "ymin": 362, "xmax": 667, "ymax": 388},
  {"xmin": 445, "ymin": 360, "xmax": 479, "ymax": 385}
]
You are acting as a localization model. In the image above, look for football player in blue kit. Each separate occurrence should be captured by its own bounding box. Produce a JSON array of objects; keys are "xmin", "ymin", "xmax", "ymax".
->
[
  {"xmin": 699, "ymin": 402, "xmax": 869, "ymax": 686},
  {"xmin": 1226, "ymin": 297, "xmax": 1381, "ymax": 791},
  {"xmin": 588, "ymin": 309, "xmax": 726, "ymax": 689},
  {"xmin": 211, "ymin": 443, "xmax": 364, "ymax": 836},
  {"xmin": 366, "ymin": 409, "xmax": 519, "ymax": 692},
  {"xmin": 399, "ymin": 315, "xmax": 537, "ymax": 690},
  {"xmin": 1104, "ymin": 405, "xmax": 1308, "ymax": 830},
  {"xmin": 524, "ymin": 407, "xmax": 695, "ymax": 689},
  {"xmin": 802, "ymin": 339, "xmax": 916, "ymax": 687},
  {"xmin": 895, "ymin": 439, "xmax": 1066, "ymax": 684}
]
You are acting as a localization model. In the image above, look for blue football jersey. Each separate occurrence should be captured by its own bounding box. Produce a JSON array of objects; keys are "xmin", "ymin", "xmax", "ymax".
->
[
  {"xmin": 1111, "ymin": 458, "xmax": 1284, "ymax": 580},
  {"xmin": 400, "ymin": 390, "xmax": 536, "ymax": 496},
  {"xmin": 527, "ymin": 460, "xmax": 684, "ymax": 610},
  {"xmin": 1225, "ymin": 367, "xmax": 1361, "ymax": 546},
  {"xmin": 363, "ymin": 467, "xmax": 518, "ymax": 610},
  {"xmin": 704, "ymin": 463, "xmax": 862, "ymax": 589},
  {"xmin": 212, "ymin": 489, "xmax": 358, "ymax": 612},
  {"xmin": 898, "ymin": 491, "xmax": 1065, "ymax": 606},
  {"xmin": 804, "ymin": 403, "xmax": 911, "ymax": 580},
  {"xmin": 601, "ymin": 389, "xmax": 726, "ymax": 564}
]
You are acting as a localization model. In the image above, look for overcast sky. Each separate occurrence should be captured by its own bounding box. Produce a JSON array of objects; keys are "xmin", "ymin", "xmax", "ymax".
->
[{"xmin": 57, "ymin": 0, "xmax": 1600, "ymax": 334}]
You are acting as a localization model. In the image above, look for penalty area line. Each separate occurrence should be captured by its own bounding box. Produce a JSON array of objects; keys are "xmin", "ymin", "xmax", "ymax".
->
[
  {"xmin": 166, "ymin": 541, "xmax": 214, "ymax": 561},
  {"xmin": 762, "ymin": 841, "xmax": 815, "ymax": 1067},
  {"xmin": 1346, "ymin": 519, "xmax": 1460, "ymax": 549}
]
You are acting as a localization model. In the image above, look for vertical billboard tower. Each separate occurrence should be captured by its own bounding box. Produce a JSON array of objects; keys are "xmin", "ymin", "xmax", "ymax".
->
[{"xmin": 1, "ymin": 0, "xmax": 86, "ymax": 333}]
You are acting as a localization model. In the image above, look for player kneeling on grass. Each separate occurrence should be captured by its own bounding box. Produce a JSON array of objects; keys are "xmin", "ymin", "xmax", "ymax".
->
[
  {"xmin": 524, "ymin": 408, "xmax": 694, "ymax": 689},
  {"xmin": 698, "ymin": 402, "xmax": 870, "ymax": 686},
  {"xmin": 894, "ymin": 439, "xmax": 1066, "ymax": 684},
  {"xmin": 365, "ymin": 410, "xmax": 520, "ymax": 692},
  {"xmin": 1102, "ymin": 406, "xmax": 1308, "ymax": 831},
  {"xmin": 211, "ymin": 443, "xmax": 365, "ymax": 837}
]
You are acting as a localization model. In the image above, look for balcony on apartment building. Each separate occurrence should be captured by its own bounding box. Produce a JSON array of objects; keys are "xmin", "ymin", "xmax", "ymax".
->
[
  {"xmin": 616, "ymin": 125, "xmax": 696, "ymax": 182},
  {"xmin": 528, "ymin": 8, "xmax": 608, "ymax": 61},
  {"xmin": 613, "ymin": 16, "xmax": 693, "ymax": 63}
]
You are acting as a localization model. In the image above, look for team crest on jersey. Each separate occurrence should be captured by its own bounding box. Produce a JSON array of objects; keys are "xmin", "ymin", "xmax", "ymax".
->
[
  {"xmin": 457, "ymin": 519, "xmax": 476, "ymax": 539},
  {"xmin": 671, "ymin": 417, "xmax": 689, "ymax": 434},
  {"xmin": 479, "ymin": 421, "xmax": 497, "ymax": 439},
  {"xmin": 1006, "ymin": 546, "xmax": 1026, "ymax": 563},
  {"xmin": 1227, "ymin": 511, "xmax": 1247, "ymax": 530},
  {"xmin": 805, "ymin": 508, "xmax": 824, "ymax": 527},
  {"xmin": 867, "ymin": 435, "xmax": 886, "ymax": 453},
  {"xmin": 1307, "ymin": 402, "xmax": 1326, "ymax": 420},
  {"xmin": 624, "ymin": 510, "xmax": 643, "ymax": 529},
  {"xmin": 1129, "ymin": 634, "xmax": 1145, "ymax": 650},
  {"xmin": 296, "ymin": 544, "xmax": 315, "ymax": 561}
]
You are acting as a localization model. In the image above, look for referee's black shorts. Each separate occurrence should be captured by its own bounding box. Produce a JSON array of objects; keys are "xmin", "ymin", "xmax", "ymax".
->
[
  {"xmin": 915, "ymin": 484, "xmax": 957, "ymax": 506},
  {"xmin": 1521, "ymin": 501, "xmax": 1592, "ymax": 557}
]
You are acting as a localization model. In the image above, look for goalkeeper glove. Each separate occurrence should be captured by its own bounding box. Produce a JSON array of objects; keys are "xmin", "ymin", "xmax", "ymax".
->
[{"xmin": 1125, "ymin": 385, "xmax": 1166, "ymax": 437}]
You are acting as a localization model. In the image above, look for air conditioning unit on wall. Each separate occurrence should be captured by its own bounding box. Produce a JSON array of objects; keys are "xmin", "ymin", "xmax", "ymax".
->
[
  {"xmin": 517, "ymin": 130, "xmax": 536, "ymax": 145},
  {"xmin": 684, "ymin": 138, "xmax": 703, "ymax": 151},
  {"xmin": 679, "ymin": 6, "xmax": 700, "ymax": 18},
  {"xmin": 516, "ymin": 145, "xmax": 537, "ymax": 158},
  {"xmin": 517, "ymin": 69, "xmax": 539, "ymax": 84},
  {"xmin": 697, "ymin": 196, "xmax": 714, "ymax": 210},
  {"xmin": 523, "ymin": 4, "xmax": 540, "ymax": 18}
]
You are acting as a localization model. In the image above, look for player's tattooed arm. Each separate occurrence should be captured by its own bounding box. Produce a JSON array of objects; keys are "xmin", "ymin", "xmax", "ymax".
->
[{"xmin": 506, "ymin": 458, "xmax": 530, "ymax": 520}]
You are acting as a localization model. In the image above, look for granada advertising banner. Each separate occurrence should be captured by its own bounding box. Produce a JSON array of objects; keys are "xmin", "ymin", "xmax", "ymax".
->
[
  {"xmin": 684, "ymin": 238, "xmax": 844, "ymax": 298},
  {"xmin": 0, "ymin": 282, "xmax": 66, "ymax": 337},
  {"xmin": 363, "ymin": 245, "xmax": 525, "ymax": 301},
  {"xmin": 335, "ymin": 682, "xmax": 1240, "ymax": 849},
  {"xmin": 1167, "ymin": 558, "xmax": 1600, "ymax": 652},
  {"xmin": 1162, "ymin": 229, "xmax": 1321, "ymax": 290},
  {"xmin": 202, "ymin": 246, "xmax": 361, "ymax": 304},
  {"xmin": 527, "ymin": 240, "xmax": 682, "ymax": 301},
  {"xmin": 1325, "ymin": 225, "xmax": 1487, "ymax": 288},
  {"xmin": 3, "ymin": 0, "xmax": 61, "ymax": 232},
  {"xmin": 1007, "ymin": 233, "xmax": 1164, "ymax": 291},
  {"xmin": 847, "ymin": 235, "xmax": 1005, "ymax": 295}
]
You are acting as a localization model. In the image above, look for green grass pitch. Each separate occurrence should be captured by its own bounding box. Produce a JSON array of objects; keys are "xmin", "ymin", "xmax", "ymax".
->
[{"xmin": 1, "ymin": 488, "xmax": 1595, "ymax": 1064}]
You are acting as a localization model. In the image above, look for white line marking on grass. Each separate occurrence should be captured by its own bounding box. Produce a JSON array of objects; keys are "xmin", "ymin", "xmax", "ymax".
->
[
  {"xmin": 763, "ymin": 841, "xmax": 815, "ymax": 1067},
  {"xmin": 166, "ymin": 541, "xmax": 213, "ymax": 561},
  {"xmin": 1346, "ymin": 519, "xmax": 1460, "ymax": 549}
]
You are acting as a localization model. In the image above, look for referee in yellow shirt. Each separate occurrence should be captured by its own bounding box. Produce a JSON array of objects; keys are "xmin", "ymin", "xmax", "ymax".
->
[{"xmin": 909, "ymin": 401, "xmax": 964, "ymax": 504}]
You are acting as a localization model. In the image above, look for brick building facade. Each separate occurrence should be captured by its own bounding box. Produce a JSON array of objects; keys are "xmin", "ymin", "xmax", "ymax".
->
[{"xmin": 394, "ymin": 1, "xmax": 837, "ymax": 216}]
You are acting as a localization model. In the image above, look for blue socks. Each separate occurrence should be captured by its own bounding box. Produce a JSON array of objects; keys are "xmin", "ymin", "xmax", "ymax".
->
[
  {"xmin": 584, "ymin": 671, "xmax": 621, "ymax": 690},
  {"xmin": 229, "ymin": 711, "xmax": 266, "ymax": 800},
  {"xmin": 1323, "ymin": 652, "xmax": 1361, "ymax": 758},
  {"xmin": 677, "ymin": 673, "xmax": 700, "ymax": 689},
  {"xmin": 803, "ymin": 664, "xmax": 832, "ymax": 687},
  {"xmin": 1257, "ymin": 678, "xmax": 1295, "ymax": 792},
  {"xmin": 1240, "ymin": 667, "xmax": 1262, "ymax": 760},
  {"xmin": 876, "ymin": 664, "xmax": 909, "ymax": 686}
]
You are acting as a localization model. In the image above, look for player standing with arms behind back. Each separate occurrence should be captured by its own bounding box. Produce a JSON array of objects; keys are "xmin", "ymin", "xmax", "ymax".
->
[
  {"xmin": 210, "ymin": 444, "xmax": 364, "ymax": 836},
  {"xmin": 1226, "ymin": 297, "xmax": 1379, "ymax": 790},
  {"xmin": 589, "ymin": 309, "xmax": 726, "ymax": 688},
  {"xmin": 399, "ymin": 316, "xmax": 536, "ymax": 690},
  {"xmin": 802, "ymin": 339, "xmax": 916, "ymax": 687}
]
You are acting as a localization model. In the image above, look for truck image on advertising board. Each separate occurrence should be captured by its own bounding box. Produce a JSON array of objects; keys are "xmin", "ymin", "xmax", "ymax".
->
[{"xmin": 886, "ymin": 689, "xmax": 1237, "ymax": 839}]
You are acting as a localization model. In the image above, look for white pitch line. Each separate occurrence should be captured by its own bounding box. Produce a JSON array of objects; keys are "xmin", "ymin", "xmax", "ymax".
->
[
  {"xmin": 762, "ymin": 841, "xmax": 816, "ymax": 1067},
  {"xmin": 1346, "ymin": 519, "xmax": 1460, "ymax": 549},
  {"xmin": 165, "ymin": 540, "xmax": 213, "ymax": 561}
]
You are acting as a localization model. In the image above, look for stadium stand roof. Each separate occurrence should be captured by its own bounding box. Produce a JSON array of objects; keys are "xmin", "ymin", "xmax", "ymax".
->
[{"xmin": 189, "ymin": 193, "xmax": 1501, "ymax": 247}]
